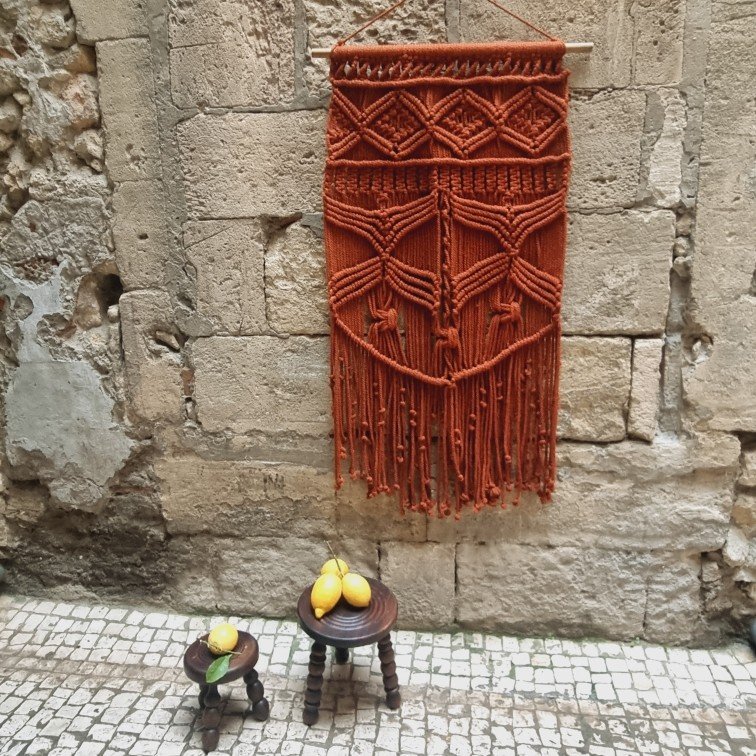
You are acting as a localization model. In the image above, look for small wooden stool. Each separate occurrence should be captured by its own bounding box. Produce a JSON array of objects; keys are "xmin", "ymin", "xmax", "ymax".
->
[
  {"xmin": 183, "ymin": 631, "xmax": 270, "ymax": 752},
  {"xmin": 297, "ymin": 577, "xmax": 401, "ymax": 725}
]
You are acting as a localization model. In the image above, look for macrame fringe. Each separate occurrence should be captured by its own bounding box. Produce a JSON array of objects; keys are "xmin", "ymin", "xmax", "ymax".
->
[{"xmin": 331, "ymin": 321, "xmax": 560, "ymax": 517}]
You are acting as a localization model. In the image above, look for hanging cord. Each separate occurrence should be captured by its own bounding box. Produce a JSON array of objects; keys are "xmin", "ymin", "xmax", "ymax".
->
[{"xmin": 337, "ymin": 0, "xmax": 557, "ymax": 46}]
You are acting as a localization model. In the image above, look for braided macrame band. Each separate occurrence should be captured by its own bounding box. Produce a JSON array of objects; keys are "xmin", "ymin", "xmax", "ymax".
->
[{"xmin": 324, "ymin": 41, "xmax": 571, "ymax": 517}]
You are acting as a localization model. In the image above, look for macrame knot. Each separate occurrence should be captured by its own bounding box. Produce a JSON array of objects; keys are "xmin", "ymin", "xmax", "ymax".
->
[
  {"xmin": 435, "ymin": 326, "xmax": 460, "ymax": 350},
  {"xmin": 375, "ymin": 307, "xmax": 398, "ymax": 332},
  {"xmin": 492, "ymin": 300, "xmax": 521, "ymax": 322}
]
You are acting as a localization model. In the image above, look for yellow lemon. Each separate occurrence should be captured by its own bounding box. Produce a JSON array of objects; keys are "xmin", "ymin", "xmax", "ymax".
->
[
  {"xmin": 311, "ymin": 573, "xmax": 342, "ymax": 619},
  {"xmin": 207, "ymin": 623, "xmax": 238, "ymax": 655},
  {"xmin": 320, "ymin": 558, "xmax": 349, "ymax": 577},
  {"xmin": 342, "ymin": 573, "xmax": 371, "ymax": 608}
]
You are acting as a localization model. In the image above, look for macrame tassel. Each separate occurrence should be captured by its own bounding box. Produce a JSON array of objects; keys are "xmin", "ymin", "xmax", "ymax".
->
[{"xmin": 324, "ymin": 41, "xmax": 571, "ymax": 516}]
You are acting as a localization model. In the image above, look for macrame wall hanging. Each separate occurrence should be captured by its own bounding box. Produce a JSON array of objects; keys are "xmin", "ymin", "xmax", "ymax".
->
[{"xmin": 323, "ymin": 1, "xmax": 573, "ymax": 517}]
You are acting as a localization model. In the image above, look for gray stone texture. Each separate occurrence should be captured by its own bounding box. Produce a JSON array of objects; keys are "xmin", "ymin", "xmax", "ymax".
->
[
  {"xmin": 381, "ymin": 542, "xmax": 456, "ymax": 629},
  {"xmin": 558, "ymin": 337, "xmax": 632, "ymax": 442},
  {"xmin": 169, "ymin": 0, "xmax": 295, "ymax": 109},
  {"xmin": 563, "ymin": 212, "xmax": 674, "ymax": 335},
  {"xmin": 0, "ymin": 0, "xmax": 753, "ymax": 644},
  {"xmin": 178, "ymin": 111, "xmax": 326, "ymax": 218}
]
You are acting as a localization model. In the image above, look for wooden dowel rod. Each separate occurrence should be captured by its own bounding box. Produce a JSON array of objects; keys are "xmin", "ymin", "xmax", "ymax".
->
[{"xmin": 310, "ymin": 42, "xmax": 593, "ymax": 59}]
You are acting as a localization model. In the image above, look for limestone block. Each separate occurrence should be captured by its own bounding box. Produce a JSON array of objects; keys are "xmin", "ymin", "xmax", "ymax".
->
[
  {"xmin": 643, "ymin": 553, "xmax": 704, "ymax": 644},
  {"xmin": 70, "ymin": 0, "xmax": 147, "ymax": 43},
  {"xmin": 178, "ymin": 111, "xmax": 326, "ymax": 219},
  {"xmin": 184, "ymin": 220, "xmax": 267, "ymax": 336},
  {"xmin": 457, "ymin": 543, "xmax": 647, "ymax": 639},
  {"xmin": 97, "ymin": 39, "xmax": 160, "ymax": 182},
  {"xmin": 303, "ymin": 0, "xmax": 445, "ymax": 99},
  {"xmin": 628, "ymin": 339, "xmax": 662, "ymax": 441},
  {"xmin": 120, "ymin": 290, "xmax": 184, "ymax": 424},
  {"xmin": 563, "ymin": 211, "xmax": 673, "ymax": 335},
  {"xmin": 558, "ymin": 337, "xmax": 631, "ymax": 442},
  {"xmin": 381, "ymin": 542, "xmax": 455, "ymax": 628},
  {"xmin": 732, "ymin": 493, "xmax": 756, "ymax": 532},
  {"xmin": 685, "ymin": 11, "xmax": 756, "ymax": 433},
  {"xmin": 112, "ymin": 179, "xmax": 169, "ymax": 291},
  {"xmin": 701, "ymin": 14, "xmax": 755, "ymax": 139},
  {"xmin": 336, "ymin": 477, "xmax": 427, "ymax": 542},
  {"xmin": 428, "ymin": 435, "xmax": 739, "ymax": 553},
  {"xmin": 723, "ymin": 526, "xmax": 750, "ymax": 567},
  {"xmin": 645, "ymin": 91, "xmax": 685, "ymax": 208},
  {"xmin": 155, "ymin": 455, "xmax": 336, "ymax": 538},
  {"xmin": 569, "ymin": 91, "xmax": 645, "ymax": 210},
  {"xmin": 460, "ymin": 0, "xmax": 633, "ymax": 89},
  {"xmin": 266, "ymin": 220, "xmax": 329, "ymax": 336},
  {"xmin": 740, "ymin": 450, "xmax": 756, "ymax": 489},
  {"xmin": 192, "ymin": 336, "xmax": 330, "ymax": 435},
  {"xmin": 215, "ymin": 538, "xmax": 331, "ymax": 616},
  {"xmin": 631, "ymin": 0, "xmax": 685, "ymax": 85},
  {"xmin": 169, "ymin": 0, "xmax": 295, "ymax": 108}
]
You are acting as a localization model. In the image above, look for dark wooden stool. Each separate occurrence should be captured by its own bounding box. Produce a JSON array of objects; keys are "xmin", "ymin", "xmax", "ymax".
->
[
  {"xmin": 296, "ymin": 577, "xmax": 400, "ymax": 725},
  {"xmin": 183, "ymin": 631, "xmax": 270, "ymax": 752}
]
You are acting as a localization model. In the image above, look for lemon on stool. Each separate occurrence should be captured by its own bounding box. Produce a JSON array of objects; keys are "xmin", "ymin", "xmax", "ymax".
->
[
  {"xmin": 311, "ymin": 573, "xmax": 342, "ymax": 619},
  {"xmin": 342, "ymin": 573, "xmax": 371, "ymax": 608},
  {"xmin": 207, "ymin": 623, "xmax": 238, "ymax": 655},
  {"xmin": 320, "ymin": 558, "xmax": 349, "ymax": 577}
]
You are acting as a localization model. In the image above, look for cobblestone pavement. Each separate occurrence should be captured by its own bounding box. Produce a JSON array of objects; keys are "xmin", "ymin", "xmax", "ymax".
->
[{"xmin": 0, "ymin": 595, "xmax": 754, "ymax": 755}]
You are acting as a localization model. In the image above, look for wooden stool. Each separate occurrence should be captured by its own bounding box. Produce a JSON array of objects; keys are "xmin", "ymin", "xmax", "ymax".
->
[
  {"xmin": 183, "ymin": 631, "xmax": 270, "ymax": 752},
  {"xmin": 296, "ymin": 577, "xmax": 401, "ymax": 725}
]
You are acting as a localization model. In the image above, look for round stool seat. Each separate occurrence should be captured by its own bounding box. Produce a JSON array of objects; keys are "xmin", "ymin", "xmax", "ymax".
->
[
  {"xmin": 184, "ymin": 631, "xmax": 259, "ymax": 685},
  {"xmin": 182, "ymin": 630, "xmax": 269, "ymax": 752},
  {"xmin": 296, "ymin": 577, "xmax": 401, "ymax": 725},
  {"xmin": 297, "ymin": 577, "xmax": 398, "ymax": 648}
]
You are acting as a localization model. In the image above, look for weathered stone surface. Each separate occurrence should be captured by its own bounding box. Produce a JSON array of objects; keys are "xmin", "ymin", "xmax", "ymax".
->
[
  {"xmin": 215, "ymin": 538, "xmax": 330, "ymax": 616},
  {"xmin": 631, "ymin": 0, "xmax": 685, "ymax": 85},
  {"xmin": 155, "ymin": 454, "xmax": 336, "ymax": 538},
  {"xmin": 644, "ymin": 91, "xmax": 686, "ymax": 208},
  {"xmin": 457, "ymin": 543, "xmax": 648, "ymax": 639},
  {"xmin": 428, "ymin": 435, "xmax": 739, "ymax": 553},
  {"xmin": 169, "ymin": 0, "xmax": 295, "ymax": 108},
  {"xmin": 6, "ymin": 362, "xmax": 134, "ymax": 509},
  {"xmin": 732, "ymin": 493, "xmax": 756, "ymax": 532},
  {"xmin": 336, "ymin": 478, "xmax": 427, "ymax": 543},
  {"xmin": 460, "ymin": 0, "xmax": 633, "ymax": 89},
  {"xmin": 192, "ymin": 336, "xmax": 330, "ymax": 435},
  {"xmin": 184, "ymin": 220, "xmax": 267, "ymax": 336},
  {"xmin": 569, "ymin": 91, "xmax": 645, "ymax": 210},
  {"xmin": 644, "ymin": 553, "xmax": 705, "ymax": 644},
  {"xmin": 120, "ymin": 291, "xmax": 184, "ymax": 424},
  {"xmin": 628, "ymin": 339, "xmax": 662, "ymax": 441},
  {"xmin": 685, "ymin": 12, "xmax": 756, "ymax": 433},
  {"xmin": 266, "ymin": 220, "xmax": 329, "ymax": 336},
  {"xmin": 97, "ymin": 39, "xmax": 160, "ymax": 182},
  {"xmin": 303, "ymin": 0, "xmax": 445, "ymax": 99},
  {"xmin": 558, "ymin": 337, "xmax": 631, "ymax": 442},
  {"xmin": 70, "ymin": 0, "xmax": 148, "ymax": 43},
  {"xmin": 112, "ymin": 179, "xmax": 169, "ymax": 291},
  {"xmin": 381, "ymin": 542, "xmax": 455, "ymax": 629},
  {"xmin": 563, "ymin": 212, "xmax": 673, "ymax": 335},
  {"xmin": 178, "ymin": 112, "xmax": 326, "ymax": 219},
  {"xmin": 740, "ymin": 449, "xmax": 756, "ymax": 489}
]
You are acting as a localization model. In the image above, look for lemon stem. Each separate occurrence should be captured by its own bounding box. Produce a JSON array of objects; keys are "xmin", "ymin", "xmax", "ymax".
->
[{"xmin": 325, "ymin": 540, "xmax": 345, "ymax": 578}]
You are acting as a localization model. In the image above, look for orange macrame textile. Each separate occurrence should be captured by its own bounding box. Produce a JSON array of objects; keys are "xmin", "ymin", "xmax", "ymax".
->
[{"xmin": 324, "ymin": 41, "xmax": 571, "ymax": 516}]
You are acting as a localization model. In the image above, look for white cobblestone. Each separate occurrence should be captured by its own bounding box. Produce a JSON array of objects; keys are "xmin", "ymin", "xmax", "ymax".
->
[{"xmin": 0, "ymin": 595, "xmax": 754, "ymax": 754}]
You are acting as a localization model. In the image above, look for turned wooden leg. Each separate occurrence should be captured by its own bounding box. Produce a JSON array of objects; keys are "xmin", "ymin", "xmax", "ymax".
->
[
  {"xmin": 378, "ymin": 634, "xmax": 401, "ymax": 710},
  {"xmin": 244, "ymin": 668, "xmax": 270, "ymax": 721},
  {"xmin": 199, "ymin": 684, "xmax": 222, "ymax": 752},
  {"xmin": 335, "ymin": 646, "xmax": 350, "ymax": 664},
  {"xmin": 303, "ymin": 641, "xmax": 326, "ymax": 725}
]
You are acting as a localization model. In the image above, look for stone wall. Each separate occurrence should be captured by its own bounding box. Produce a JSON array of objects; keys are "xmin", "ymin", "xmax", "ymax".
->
[{"xmin": 0, "ymin": 0, "xmax": 754, "ymax": 645}]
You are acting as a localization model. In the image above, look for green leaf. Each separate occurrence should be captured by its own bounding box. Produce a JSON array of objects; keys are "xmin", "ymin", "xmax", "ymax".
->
[{"xmin": 205, "ymin": 654, "xmax": 231, "ymax": 683}]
